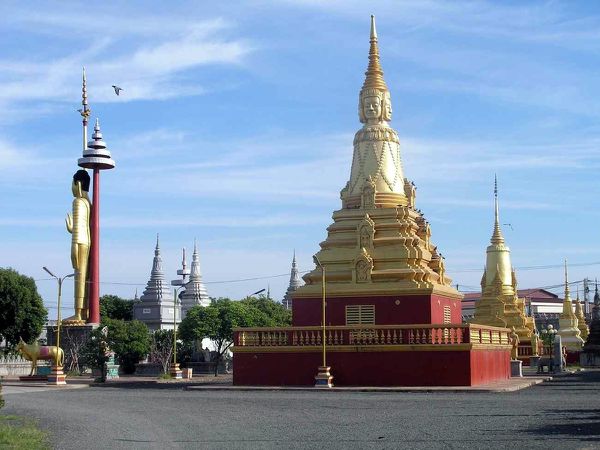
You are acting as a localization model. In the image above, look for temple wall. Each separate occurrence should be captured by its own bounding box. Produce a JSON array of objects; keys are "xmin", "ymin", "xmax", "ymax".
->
[
  {"xmin": 233, "ymin": 348, "xmax": 510, "ymax": 387},
  {"xmin": 469, "ymin": 349, "xmax": 511, "ymax": 384},
  {"xmin": 292, "ymin": 294, "xmax": 461, "ymax": 326}
]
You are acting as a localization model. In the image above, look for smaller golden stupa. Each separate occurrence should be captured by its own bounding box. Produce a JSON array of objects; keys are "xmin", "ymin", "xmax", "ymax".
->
[
  {"xmin": 558, "ymin": 261, "xmax": 585, "ymax": 351},
  {"xmin": 472, "ymin": 177, "xmax": 535, "ymax": 344},
  {"xmin": 574, "ymin": 289, "xmax": 590, "ymax": 341}
]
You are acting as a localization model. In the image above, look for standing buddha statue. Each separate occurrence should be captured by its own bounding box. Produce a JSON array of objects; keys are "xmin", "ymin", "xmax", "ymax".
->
[{"xmin": 64, "ymin": 169, "xmax": 91, "ymax": 323}]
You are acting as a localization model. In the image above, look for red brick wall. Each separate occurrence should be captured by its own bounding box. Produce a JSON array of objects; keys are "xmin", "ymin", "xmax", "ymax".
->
[{"xmin": 292, "ymin": 294, "xmax": 462, "ymax": 326}]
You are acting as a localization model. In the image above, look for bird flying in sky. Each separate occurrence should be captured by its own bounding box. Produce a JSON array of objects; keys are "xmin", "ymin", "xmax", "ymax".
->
[{"xmin": 112, "ymin": 85, "xmax": 123, "ymax": 96}]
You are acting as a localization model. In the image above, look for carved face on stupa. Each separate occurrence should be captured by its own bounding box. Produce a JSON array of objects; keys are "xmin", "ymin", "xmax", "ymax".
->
[
  {"xmin": 363, "ymin": 95, "xmax": 382, "ymax": 120},
  {"xmin": 359, "ymin": 89, "xmax": 391, "ymax": 124}
]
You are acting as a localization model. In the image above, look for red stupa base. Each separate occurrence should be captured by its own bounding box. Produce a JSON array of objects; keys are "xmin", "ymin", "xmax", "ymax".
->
[
  {"xmin": 234, "ymin": 347, "xmax": 510, "ymax": 387},
  {"xmin": 233, "ymin": 293, "xmax": 511, "ymax": 387}
]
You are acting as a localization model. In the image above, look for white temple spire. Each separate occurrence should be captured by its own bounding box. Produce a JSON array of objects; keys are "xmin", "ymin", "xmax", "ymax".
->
[
  {"xmin": 140, "ymin": 234, "xmax": 172, "ymax": 303},
  {"xmin": 283, "ymin": 251, "xmax": 301, "ymax": 309},
  {"xmin": 180, "ymin": 239, "xmax": 210, "ymax": 315}
]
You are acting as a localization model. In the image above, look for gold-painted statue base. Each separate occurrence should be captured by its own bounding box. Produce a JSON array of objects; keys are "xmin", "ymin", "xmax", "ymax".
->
[
  {"xmin": 62, "ymin": 317, "xmax": 87, "ymax": 326},
  {"xmin": 169, "ymin": 363, "xmax": 183, "ymax": 379},
  {"xmin": 47, "ymin": 366, "xmax": 67, "ymax": 386},
  {"xmin": 314, "ymin": 366, "xmax": 334, "ymax": 388}
]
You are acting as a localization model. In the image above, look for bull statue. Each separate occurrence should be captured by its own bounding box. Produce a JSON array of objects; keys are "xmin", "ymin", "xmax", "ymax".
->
[{"xmin": 16, "ymin": 338, "xmax": 64, "ymax": 376}]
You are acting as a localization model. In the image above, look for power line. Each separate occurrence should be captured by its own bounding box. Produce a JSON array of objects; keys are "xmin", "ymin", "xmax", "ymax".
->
[
  {"xmin": 33, "ymin": 259, "xmax": 600, "ymax": 289},
  {"xmin": 451, "ymin": 260, "xmax": 600, "ymax": 273}
]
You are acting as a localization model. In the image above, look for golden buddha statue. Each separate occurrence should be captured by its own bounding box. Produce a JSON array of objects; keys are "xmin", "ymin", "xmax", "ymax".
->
[{"xmin": 64, "ymin": 169, "xmax": 91, "ymax": 324}]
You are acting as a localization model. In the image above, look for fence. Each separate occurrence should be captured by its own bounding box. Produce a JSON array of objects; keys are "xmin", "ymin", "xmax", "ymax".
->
[
  {"xmin": 0, "ymin": 355, "xmax": 33, "ymax": 376},
  {"xmin": 234, "ymin": 323, "xmax": 510, "ymax": 349}
]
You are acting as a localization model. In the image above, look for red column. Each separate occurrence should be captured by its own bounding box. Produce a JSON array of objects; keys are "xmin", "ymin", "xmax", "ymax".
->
[{"xmin": 88, "ymin": 168, "xmax": 100, "ymax": 324}]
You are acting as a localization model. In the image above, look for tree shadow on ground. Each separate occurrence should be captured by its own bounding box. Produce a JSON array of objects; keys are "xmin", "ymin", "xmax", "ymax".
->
[{"xmin": 524, "ymin": 408, "xmax": 600, "ymax": 443}]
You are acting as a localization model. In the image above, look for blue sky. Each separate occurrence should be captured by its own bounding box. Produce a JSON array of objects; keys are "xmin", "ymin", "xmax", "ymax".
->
[{"xmin": 2, "ymin": 0, "xmax": 600, "ymax": 318}]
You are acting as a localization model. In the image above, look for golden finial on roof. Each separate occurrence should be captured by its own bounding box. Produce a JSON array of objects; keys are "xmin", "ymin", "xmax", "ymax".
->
[
  {"xmin": 564, "ymin": 258, "xmax": 571, "ymax": 301},
  {"xmin": 490, "ymin": 174, "xmax": 505, "ymax": 245},
  {"xmin": 361, "ymin": 15, "xmax": 388, "ymax": 94},
  {"xmin": 80, "ymin": 67, "xmax": 91, "ymax": 123},
  {"xmin": 79, "ymin": 67, "xmax": 91, "ymax": 152}
]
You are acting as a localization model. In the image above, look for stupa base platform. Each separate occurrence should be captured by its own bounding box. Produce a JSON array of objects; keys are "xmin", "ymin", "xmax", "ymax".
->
[
  {"xmin": 233, "ymin": 323, "xmax": 511, "ymax": 387},
  {"xmin": 19, "ymin": 375, "xmax": 48, "ymax": 382}
]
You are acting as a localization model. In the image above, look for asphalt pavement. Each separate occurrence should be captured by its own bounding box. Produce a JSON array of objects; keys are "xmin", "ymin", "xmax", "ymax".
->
[{"xmin": 2, "ymin": 370, "xmax": 600, "ymax": 449}]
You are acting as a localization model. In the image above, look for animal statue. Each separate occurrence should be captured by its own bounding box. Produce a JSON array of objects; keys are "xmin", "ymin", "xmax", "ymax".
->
[
  {"xmin": 536, "ymin": 356, "xmax": 554, "ymax": 374},
  {"xmin": 16, "ymin": 338, "xmax": 64, "ymax": 376}
]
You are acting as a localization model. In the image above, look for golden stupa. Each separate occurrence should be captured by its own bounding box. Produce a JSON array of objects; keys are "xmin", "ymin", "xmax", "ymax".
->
[
  {"xmin": 574, "ymin": 290, "xmax": 590, "ymax": 341},
  {"xmin": 293, "ymin": 16, "xmax": 461, "ymax": 326},
  {"xmin": 558, "ymin": 261, "xmax": 585, "ymax": 351},
  {"xmin": 471, "ymin": 177, "xmax": 535, "ymax": 343}
]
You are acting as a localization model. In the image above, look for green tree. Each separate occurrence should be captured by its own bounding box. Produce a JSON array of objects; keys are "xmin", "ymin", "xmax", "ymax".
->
[
  {"xmin": 240, "ymin": 296, "xmax": 291, "ymax": 326},
  {"xmin": 101, "ymin": 318, "xmax": 150, "ymax": 374},
  {"xmin": 100, "ymin": 294, "xmax": 137, "ymax": 321},
  {"xmin": 0, "ymin": 268, "xmax": 47, "ymax": 348},
  {"xmin": 80, "ymin": 327, "xmax": 111, "ymax": 376},
  {"xmin": 179, "ymin": 298, "xmax": 269, "ymax": 376}
]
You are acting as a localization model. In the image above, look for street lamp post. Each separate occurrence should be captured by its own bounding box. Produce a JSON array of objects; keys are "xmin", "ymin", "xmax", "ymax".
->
[
  {"xmin": 169, "ymin": 250, "xmax": 189, "ymax": 379},
  {"xmin": 43, "ymin": 267, "xmax": 74, "ymax": 386},
  {"xmin": 313, "ymin": 256, "xmax": 333, "ymax": 388},
  {"xmin": 168, "ymin": 285, "xmax": 185, "ymax": 379},
  {"xmin": 540, "ymin": 325, "xmax": 558, "ymax": 373}
]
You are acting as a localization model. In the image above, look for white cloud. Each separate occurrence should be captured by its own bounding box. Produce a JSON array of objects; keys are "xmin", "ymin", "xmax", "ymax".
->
[{"xmin": 0, "ymin": 14, "xmax": 253, "ymax": 110}]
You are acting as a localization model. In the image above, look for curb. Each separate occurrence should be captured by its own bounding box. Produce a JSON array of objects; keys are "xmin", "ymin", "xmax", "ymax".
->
[{"xmin": 185, "ymin": 377, "xmax": 551, "ymax": 393}]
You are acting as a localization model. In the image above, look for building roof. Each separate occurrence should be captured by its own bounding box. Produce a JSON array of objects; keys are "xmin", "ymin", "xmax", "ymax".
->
[{"xmin": 462, "ymin": 288, "xmax": 562, "ymax": 305}]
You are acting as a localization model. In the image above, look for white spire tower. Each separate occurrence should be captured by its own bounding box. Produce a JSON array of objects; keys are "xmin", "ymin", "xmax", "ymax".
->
[
  {"xmin": 133, "ymin": 235, "xmax": 179, "ymax": 330},
  {"xmin": 283, "ymin": 251, "xmax": 301, "ymax": 309},
  {"xmin": 180, "ymin": 239, "xmax": 210, "ymax": 317}
]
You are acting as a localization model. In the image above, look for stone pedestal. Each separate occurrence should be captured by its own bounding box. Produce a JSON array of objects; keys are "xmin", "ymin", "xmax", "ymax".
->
[
  {"xmin": 169, "ymin": 363, "xmax": 182, "ymax": 379},
  {"xmin": 19, "ymin": 375, "xmax": 48, "ymax": 382},
  {"xmin": 581, "ymin": 350, "xmax": 600, "ymax": 367},
  {"xmin": 104, "ymin": 354, "xmax": 119, "ymax": 380},
  {"xmin": 529, "ymin": 356, "xmax": 540, "ymax": 369},
  {"xmin": 510, "ymin": 360, "xmax": 523, "ymax": 377},
  {"xmin": 46, "ymin": 323, "xmax": 97, "ymax": 370},
  {"xmin": 314, "ymin": 366, "xmax": 333, "ymax": 388},
  {"xmin": 553, "ymin": 337, "xmax": 564, "ymax": 373},
  {"xmin": 47, "ymin": 366, "xmax": 66, "ymax": 385}
]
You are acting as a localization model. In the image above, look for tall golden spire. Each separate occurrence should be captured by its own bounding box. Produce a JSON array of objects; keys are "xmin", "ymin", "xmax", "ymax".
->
[
  {"xmin": 491, "ymin": 174, "xmax": 505, "ymax": 245},
  {"xmin": 361, "ymin": 15, "xmax": 388, "ymax": 93},
  {"xmin": 558, "ymin": 258, "xmax": 584, "ymax": 349},
  {"xmin": 80, "ymin": 67, "xmax": 91, "ymax": 152},
  {"xmin": 564, "ymin": 259, "xmax": 571, "ymax": 303},
  {"xmin": 562, "ymin": 258, "xmax": 576, "ymax": 317}
]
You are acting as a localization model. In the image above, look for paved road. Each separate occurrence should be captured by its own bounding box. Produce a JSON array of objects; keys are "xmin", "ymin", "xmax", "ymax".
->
[{"xmin": 2, "ymin": 371, "xmax": 600, "ymax": 449}]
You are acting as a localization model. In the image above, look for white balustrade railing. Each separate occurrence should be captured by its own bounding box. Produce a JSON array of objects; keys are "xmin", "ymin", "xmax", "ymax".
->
[{"xmin": 0, "ymin": 355, "xmax": 33, "ymax": 376}]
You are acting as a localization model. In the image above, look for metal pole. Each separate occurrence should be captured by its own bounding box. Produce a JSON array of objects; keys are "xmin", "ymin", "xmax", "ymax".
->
[
  {"xmin": 56, "ymin": 278, "xmax": 62, "ymax": 368},
  {"xmin": 173, "ymin": 288, "xmax": 177, "ymax": 366},
  {"xmin": 322, "ymin": 266, "xmax": 326, "ymax": 368}
]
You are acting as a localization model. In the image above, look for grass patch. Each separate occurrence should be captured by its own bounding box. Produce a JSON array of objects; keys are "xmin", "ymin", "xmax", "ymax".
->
[
  {"xmin": 0, "ymin": 415, "xmax": 50, "ymax": 450},
  {"xmin": 158, "ymin": 373, "xmax": 172, "ymax": 380}
]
